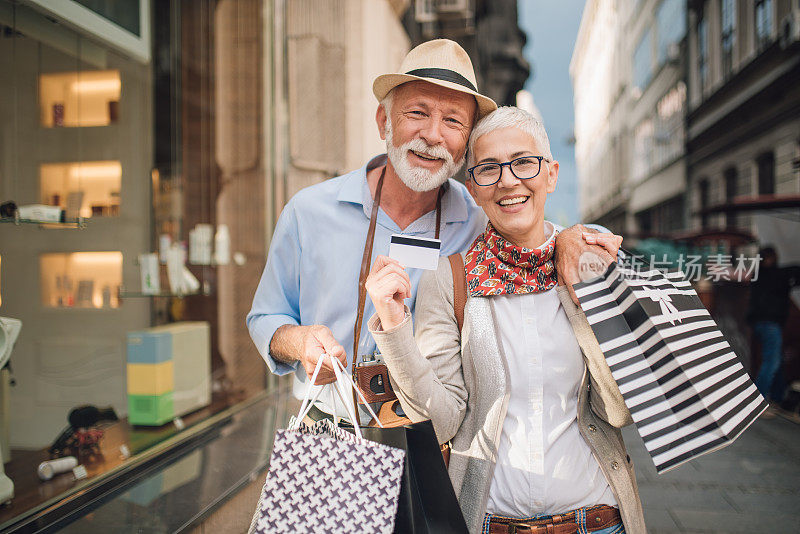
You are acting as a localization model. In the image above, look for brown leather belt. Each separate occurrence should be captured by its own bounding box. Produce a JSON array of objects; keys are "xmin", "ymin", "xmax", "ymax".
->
[{"xmin": 487, "ymin": 505, "xmax": 621, "ymax": 534}]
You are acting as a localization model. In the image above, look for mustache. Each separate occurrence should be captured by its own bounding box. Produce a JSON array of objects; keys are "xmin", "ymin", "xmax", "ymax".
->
[{"xmin": 402, "ymin": 138, "xmax": 453, "ymax": 163}]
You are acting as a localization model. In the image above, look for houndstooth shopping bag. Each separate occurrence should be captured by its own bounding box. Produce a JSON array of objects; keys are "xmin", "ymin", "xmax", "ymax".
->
[
  {"xmin": 253, "ymin": 428, "xmax": 405, "ymax": 533},
  {"xmin": 249, "ymin": 353, "xmax": 405, "ymax": 534},
  {"xmin": 574, "ymin": 261, "xmax": 768, "ymax": 473}
]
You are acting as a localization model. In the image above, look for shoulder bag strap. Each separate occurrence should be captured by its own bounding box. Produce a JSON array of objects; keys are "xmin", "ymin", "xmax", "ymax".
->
[{"xmin": 447, "ymin": 253, "xmax": 466, "ymax": 332}]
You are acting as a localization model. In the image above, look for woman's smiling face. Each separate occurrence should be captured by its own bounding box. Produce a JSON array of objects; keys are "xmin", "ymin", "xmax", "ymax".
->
[{"xmin": 467, "ymin": 127, "xmax": 559, "ymax": 249}]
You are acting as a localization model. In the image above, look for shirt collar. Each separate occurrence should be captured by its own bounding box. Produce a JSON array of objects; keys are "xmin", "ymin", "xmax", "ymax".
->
[{"xmin": 336, "ymin": 153, "xmax": 470, "ymax": 224}]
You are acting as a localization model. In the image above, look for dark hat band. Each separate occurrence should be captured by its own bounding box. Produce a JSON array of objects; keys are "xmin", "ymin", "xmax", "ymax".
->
[{"xmin": 404, "ymin": 68, "xmax": 477, "ymax": 93}]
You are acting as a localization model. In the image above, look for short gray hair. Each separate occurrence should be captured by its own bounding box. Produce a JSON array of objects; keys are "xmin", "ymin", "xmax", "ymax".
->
[
  {"xmin": 380, "ymin": 90, "xmax": 394, "ymax": 115},
  {"xmin": 467, "ymin": 106, "xmax": 553, "ymax": 168}
]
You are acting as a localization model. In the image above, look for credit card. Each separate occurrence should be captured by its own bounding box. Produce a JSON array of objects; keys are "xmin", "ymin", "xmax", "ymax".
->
[{"xmin": 388, "ymin": 234, "xmax": 441, "ymax": 270}]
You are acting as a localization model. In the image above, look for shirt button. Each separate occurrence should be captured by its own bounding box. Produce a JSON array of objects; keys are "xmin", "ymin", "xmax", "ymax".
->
[
  {"xmin": 532, "ymin": 403, "xmax": 541, "ymax": 412},
  {"xmin": 611, "ymin": 461, "xmax": 620, "ymax": 470}
]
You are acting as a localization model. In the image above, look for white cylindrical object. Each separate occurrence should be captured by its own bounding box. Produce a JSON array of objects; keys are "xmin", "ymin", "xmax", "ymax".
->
[
  {"xmin": 18, "ymin": 204, "xmax": 64, "ymax": 223},
  {"xmin": 214, "ymin": 224, "xmax": 230, "ymax": 265},
  {"xmin": 37, "ymin": 456, "xmax": 78, "ymax": 481},
  {"xmin": 138, "ymin": 253, "xmax": 160, "ymax": 295}
]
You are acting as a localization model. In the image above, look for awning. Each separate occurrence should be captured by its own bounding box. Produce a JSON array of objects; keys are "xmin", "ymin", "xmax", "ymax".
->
[{"xmin": 698, "ymin": 194, "xmax": 800, "ymax": 215}]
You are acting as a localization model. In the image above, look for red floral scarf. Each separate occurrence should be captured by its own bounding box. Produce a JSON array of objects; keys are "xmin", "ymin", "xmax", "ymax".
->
[{"xmin": 464, "ymin": 222, "xmax": 558, "ymax": 296}]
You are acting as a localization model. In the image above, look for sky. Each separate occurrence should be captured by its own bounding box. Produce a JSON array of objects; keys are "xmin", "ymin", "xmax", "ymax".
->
[{"xmin": 518, "ymin": 1, "xmax": 586, "ymax": 227}]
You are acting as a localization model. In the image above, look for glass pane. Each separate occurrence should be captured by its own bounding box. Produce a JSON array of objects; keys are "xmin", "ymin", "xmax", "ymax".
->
[
  {"xmin": 74, "ymin": 0, "xmax": 141, "ymax": 36},
  {"xmin": 633, "ymin": 28, "xmax": 652, "ymax": 91},
  {"xmin": 656, "ymin": 0, "xmax": 685, "ymax": 64}
]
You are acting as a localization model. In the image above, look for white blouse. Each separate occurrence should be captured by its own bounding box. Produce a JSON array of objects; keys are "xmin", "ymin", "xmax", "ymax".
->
[{"xmin": 485, "ymin": 226, "xmax": 617, "ymax": 517}]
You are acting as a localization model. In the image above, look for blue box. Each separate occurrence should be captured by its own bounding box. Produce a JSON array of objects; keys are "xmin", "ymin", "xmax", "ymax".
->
[{"xmin": 126, "ymin": 331, "xmax": 172, "ymax": 364}]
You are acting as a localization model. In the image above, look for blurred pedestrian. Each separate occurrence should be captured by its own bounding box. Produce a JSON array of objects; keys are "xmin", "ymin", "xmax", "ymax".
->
[{"xmin": 747, "ymin": 245, "xmax": 800, "ymax": 417}]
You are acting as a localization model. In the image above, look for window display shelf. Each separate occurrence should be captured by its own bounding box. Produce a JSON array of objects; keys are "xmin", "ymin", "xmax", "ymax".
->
[
  {"xmin": 118, "ymin": 288, "xmax": 212, "ymax": 299},
  {"xmin": 0, "ymin": 215, "xmax": 87, "ymax": 228}
]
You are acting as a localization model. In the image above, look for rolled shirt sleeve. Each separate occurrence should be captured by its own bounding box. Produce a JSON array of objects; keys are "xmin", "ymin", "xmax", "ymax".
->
[{"xmin": 246, "ymin": 199, "xmax": 302, "ymax": 375}]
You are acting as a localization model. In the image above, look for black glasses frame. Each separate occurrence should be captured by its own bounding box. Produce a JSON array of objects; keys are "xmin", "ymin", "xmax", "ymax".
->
[{"xmin": 467, "ymin": 155, "xmax": 549, "ymax": 186}]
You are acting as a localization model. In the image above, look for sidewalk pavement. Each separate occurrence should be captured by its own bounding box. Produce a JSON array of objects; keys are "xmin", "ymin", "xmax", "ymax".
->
[{"xmin": 626, "ymin": 414, "xmax": 800, "ymax": 533}]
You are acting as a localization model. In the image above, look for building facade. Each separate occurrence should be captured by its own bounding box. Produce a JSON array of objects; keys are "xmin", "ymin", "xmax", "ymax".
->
[
  {"xmin": 571, "ymin": 0, "xmax": 688, "ymax": 238},
  {"xmin": 685, "ymin": 0, "xmax": 800, "ymax": 240},
  {"xmin": 403, "ymin": 0, "xmax": 530, "ymax": 107}
]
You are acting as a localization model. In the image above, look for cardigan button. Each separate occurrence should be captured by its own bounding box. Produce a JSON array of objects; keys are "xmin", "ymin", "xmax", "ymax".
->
[
  {"xmin": 588, "ymin": 424, "xmax": 597, "ymax": 432},
  {"xmin": 611, "ymin": 461, "xmax": 620, "ymax": 470}
]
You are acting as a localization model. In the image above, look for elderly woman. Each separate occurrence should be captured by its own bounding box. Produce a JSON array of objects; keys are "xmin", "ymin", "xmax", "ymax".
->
[{"xmin": 365, "ymin": 107, "xmax": 645, "ymax": 534}]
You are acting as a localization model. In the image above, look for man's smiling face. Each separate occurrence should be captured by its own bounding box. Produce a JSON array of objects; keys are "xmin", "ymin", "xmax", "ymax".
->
[{"xmin": 378, "ymin": 80, "xmax": 477, "ymax": 192}]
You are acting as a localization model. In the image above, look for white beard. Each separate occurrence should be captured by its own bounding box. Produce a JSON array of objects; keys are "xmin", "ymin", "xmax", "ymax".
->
[{"xmin": 384, "ymin": 118, "xmax": 464, "ymax": 192}]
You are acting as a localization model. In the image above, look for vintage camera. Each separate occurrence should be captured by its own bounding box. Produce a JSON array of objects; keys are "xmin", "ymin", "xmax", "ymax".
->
[{"xmin": 353, "ymin": 352, "xmax": 397, "ymax": 404}]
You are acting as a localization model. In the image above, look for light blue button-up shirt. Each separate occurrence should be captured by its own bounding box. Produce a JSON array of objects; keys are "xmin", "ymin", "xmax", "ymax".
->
[{"xmin": 247, "ymin": 155, "xmax": 487, "ymax": 415}]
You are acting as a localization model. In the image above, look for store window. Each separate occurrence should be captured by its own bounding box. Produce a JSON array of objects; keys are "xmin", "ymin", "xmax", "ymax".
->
[
  {"xmin": 656, "ymin": 0, "xmax": 686, "ymax": 65},
  {"xmin": 636, "ymin": 196, "xmax": 684, "ymax": 236},
  {"xmin": 755, "ymin": 0, "xmax": 773, "ymax": 49},
  {"xmin": 721, "ymin": 0, "xmax": 736, "ymax": 78},
  {"xmin": 633, "ymin": 27, "xmax": 653, "ymax": 95}
]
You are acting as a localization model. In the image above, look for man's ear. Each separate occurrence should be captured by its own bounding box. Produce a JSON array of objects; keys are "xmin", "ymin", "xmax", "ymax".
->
[
  {"xmin": 546, "ymin": 160, "xmax": 559, "ymax": 194},
  {"xmin": 376, "ymin": 104, "xmax": 388, "ymax": 141}
]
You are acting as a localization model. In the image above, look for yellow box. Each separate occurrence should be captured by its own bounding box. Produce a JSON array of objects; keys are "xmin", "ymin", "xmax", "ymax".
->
[{"xmin": 127, "ymin": 361, "xmax": 174, "ymax": 395}]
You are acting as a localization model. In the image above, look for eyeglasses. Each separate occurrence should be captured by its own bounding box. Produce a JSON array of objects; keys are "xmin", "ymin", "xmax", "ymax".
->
[{"xmin": 467, "ymin": 156, "xmax": 549, "ymax": 186}]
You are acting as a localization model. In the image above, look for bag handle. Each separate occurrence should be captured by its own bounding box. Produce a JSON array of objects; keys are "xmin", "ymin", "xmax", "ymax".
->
[
  {"xmin": 291, "ymin": 355, "xmax": 332, "ymax": 429},
  {"xmin": 291, "ymin": 353, "xmax": 384, "ymax": 435},
  {"xmin": 448, "ymin": 254, "xmax": 466, "ymax": 332}
]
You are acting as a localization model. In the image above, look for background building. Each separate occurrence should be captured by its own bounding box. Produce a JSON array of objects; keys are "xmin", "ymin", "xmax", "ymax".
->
[
  {"xmin": 403, "ymin": 0, "xmax": 530, "ymax": 108},
  {"xmin": 686, "ymin": 0, "xmax": 800, "ymax": 242},
  {"xmin": 571, "ymin": 0, "xmax": 688, "ymax": 238}
]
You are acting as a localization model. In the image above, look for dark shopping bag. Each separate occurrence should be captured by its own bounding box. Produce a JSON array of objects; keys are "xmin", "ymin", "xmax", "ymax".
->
[
  {"xmin": 344, "ymin": 419, "xmax": 468, "ymax": 534},
  {"xmin": 574, "ymin": 261, "xmax": 768, "ymax": 473},
  {"xmin": 249, "ymin": 356, "xmax": 405, "ymax": 534}
]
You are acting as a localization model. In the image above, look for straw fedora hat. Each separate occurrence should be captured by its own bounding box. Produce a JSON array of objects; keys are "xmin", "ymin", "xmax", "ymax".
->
[{"xmin": 373, "ymin": 39, "xmax": 497, "ymax": 119}]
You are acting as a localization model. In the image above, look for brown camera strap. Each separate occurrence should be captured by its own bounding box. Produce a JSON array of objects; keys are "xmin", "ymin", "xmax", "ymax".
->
[
  {"xmin": 350, "ymin": 167, "xmax": 444, "ymax": 424},
  {"xmin": 447, "ymin": 253, "xmax": 466, "ymax": 332}
]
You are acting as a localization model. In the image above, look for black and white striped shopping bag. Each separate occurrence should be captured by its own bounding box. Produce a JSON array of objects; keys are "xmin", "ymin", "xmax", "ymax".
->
[{"xmin": 574, "ymin": 262, "xmax": 767, "ymax": 473}]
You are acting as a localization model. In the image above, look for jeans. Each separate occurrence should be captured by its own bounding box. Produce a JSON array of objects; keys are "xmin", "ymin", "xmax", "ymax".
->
[
  {"xmin": 753, "ymin": 321, "xmax": 783, "ymax": 401},
  {"xmin": 594, "ymin": 523, "xmax": 625, "ymax": 534}
]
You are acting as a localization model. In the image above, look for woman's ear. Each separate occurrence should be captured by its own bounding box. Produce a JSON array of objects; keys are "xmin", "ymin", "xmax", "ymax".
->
[
  {"xmin": 465, "ymin": 177, "xmax": 478, "ymax": 200},
  {"xmin": 546, "ymin": 160, "xmax": 559, "ymax": 194}
]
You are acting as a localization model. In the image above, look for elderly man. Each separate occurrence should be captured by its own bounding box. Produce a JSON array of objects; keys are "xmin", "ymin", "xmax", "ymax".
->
[{"xmin": 247, "ymin": 39, "xmax": 618, "ymax": 420}]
